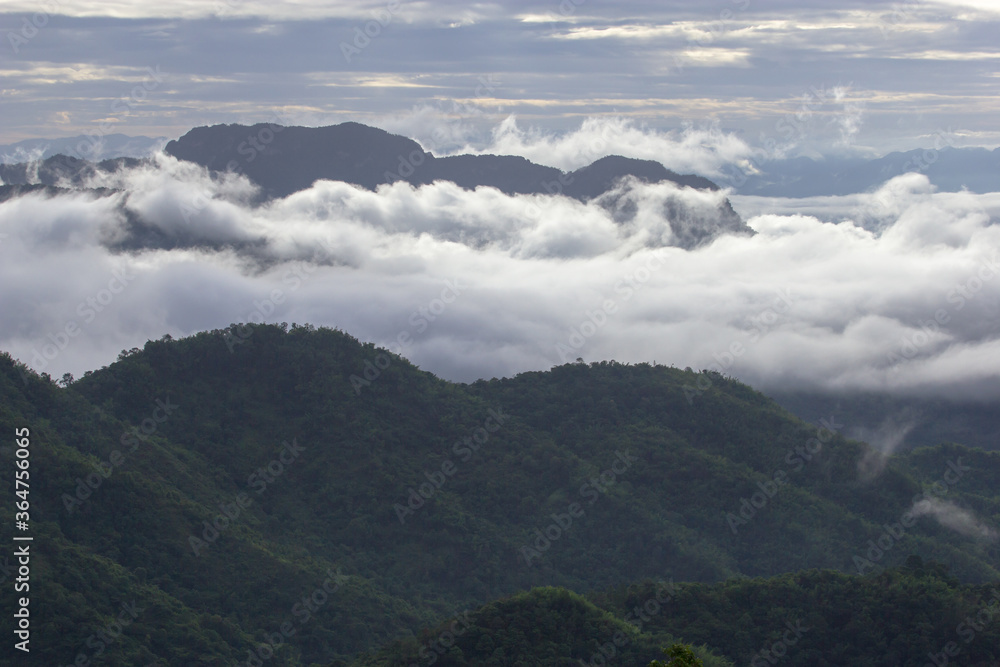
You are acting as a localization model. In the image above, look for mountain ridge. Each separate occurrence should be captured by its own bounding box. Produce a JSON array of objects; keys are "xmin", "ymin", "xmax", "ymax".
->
[
  {"xmin": 731, "ymin": 146, "xmax": 1000, "ymax": 196},
  {"xmin": 0, "ymin": 122, "xmax": 752, "ymax": 250},
  {"xmin": 1, "ymin": 322, "xmax": 998, "ymax": 664},
  {"xmin": 161, "ymin": 121, "xmax": 725, "ymax": 200}
]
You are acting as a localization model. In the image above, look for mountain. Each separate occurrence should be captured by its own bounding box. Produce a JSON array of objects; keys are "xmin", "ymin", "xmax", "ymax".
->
[
  {"xmin": 603, "ymin": 562, "xmax": 1000, "ymax": 667},
  {"xmin": 0, "ymin": 123, "xmax": 752, "ymax": 251},
  {"xmin": 359, "ymin": 564, "xmax": 1000, "ymax": 667},
  {"xmin": 0, "ymin": 154, "xmax": 140, "ymax": 190},
  {"xmin": 353, "ymin": 586, "xmax": 733, "ymax": 667},
  {"xmin": 4, "ymin": 131, "xmax": 997, "ymax": 199},
  {"xmin": 733, "ymin": 147, "xmax": 1000, "ymax": 197},
  {"xmin": 162, "ymin": 122, "xmax": 728, "ymax": 201},
  {"xmin": 769, "ymin": 389, "xmax": 1000, "ymax": 453},
  {"xmin": 0, "ymin": 134, "xmax": 167, "ymax": 164},
  {"xmin": 1, "ymin": 323, "xmax": 998, "ymax": 665}
]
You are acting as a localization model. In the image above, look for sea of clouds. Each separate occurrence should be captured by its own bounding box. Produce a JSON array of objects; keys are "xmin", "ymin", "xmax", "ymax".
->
[{"xmin": 1, "ymin": 119, "xmax": 998, "ymax": 404}]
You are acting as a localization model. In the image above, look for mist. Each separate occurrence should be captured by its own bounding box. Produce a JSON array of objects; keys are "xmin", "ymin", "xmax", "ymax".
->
[
  {"xmin": 911, "ymin": 497, "xmax": 998, "ymax": 541},
  {"xmin": 1, "ymin": 128, "xmax": 998, "ymax": 401}
]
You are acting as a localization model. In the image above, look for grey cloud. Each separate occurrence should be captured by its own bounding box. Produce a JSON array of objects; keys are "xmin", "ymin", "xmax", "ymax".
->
[
  {"xmin": 0, "ymin": 148, "xmax": 998, "ymax": 404},
  {"xmin": 1, "ymin": 1, "xmax": 999, "ymax": 154}
]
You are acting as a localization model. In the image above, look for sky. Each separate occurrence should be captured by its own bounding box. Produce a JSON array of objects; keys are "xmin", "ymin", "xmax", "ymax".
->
[
  {"xmin": 1, "ymin": 0, "xmax": 1000, "ymax": 156},
  {"xmin": 0, "ymin": 0, "xmax": 998, "ymax": 401}
]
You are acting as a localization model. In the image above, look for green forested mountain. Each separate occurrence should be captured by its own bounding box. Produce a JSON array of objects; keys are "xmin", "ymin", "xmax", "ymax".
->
[
  {"xmin": 353, "ymin": 586, "xmax": 733, "ymax": 667},
  {"xmin": 595, "ymin": 562, "xmax": 1000, "ymax": 667},
  {"xmin": 1, "ymin": 323, "xmax": 998, "ymax": 665},
  {"xmin": 360, "ymin": 563, "xmax": 1000, "ymax": 667}
]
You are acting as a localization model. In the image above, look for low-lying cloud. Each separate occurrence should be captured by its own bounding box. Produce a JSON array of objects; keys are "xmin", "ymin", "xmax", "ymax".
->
[
  {"xmin": 443, "ymin": 116, "xmax": 756, "ymax": 179},
  {"xmin": 910, "ymin": 497, "xmax": 998, "ymax": 541},
  {"xmin": 1, "ymin": 150, "xmax": 998, "ymax": 404},
  {"xmin": 856, "ymin": 410, "xmax": 920, "ymax": 481}
]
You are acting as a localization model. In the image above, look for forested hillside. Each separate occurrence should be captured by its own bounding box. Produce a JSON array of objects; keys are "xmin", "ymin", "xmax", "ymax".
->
[
  {"xmin": 359, "ymin": 563, "xmax": 1000, "ymax": 667},
  {"xmin": 1, "ymin": 323, "xmax": 997, "ymax": 664}
]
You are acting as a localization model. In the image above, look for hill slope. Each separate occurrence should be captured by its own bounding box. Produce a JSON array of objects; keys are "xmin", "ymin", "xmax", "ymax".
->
[
  {"xmin": 1, "ymin": 323, "xmax": 998, "ymax": 664},
  {"xmin": 359, "ymin": 564, "xmax": 999, "ymax": 667}
]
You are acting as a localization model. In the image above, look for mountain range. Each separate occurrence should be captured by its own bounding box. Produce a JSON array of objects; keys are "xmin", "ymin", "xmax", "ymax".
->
[
  {"xmin": 2, "ymin": 123, "xmax": 999, "ymax": 665},
  {"xmin": 4, "ymin": 127, "xmax": 997, "ymax": 197},
  {"xmin": 731, "ymin": 147, "xmax": 1000, "ymax": 197},
  {"xmin": 2, "ymin": 324, "xmax": 998, "ymax": 665},
  {"xmin": 0, "ymin": 122, "xmax": 753, "ymax": 251},
  {"xmin": 161, "ymin": 122, "xmax": 723, "ymax": 200},
  {"xmin": 0, "ymin": 134, "xmax": 166, "ymax": 164},
  {"xmin": 0, "ymin": 123, "xmax": 724, "ymax": 203}
]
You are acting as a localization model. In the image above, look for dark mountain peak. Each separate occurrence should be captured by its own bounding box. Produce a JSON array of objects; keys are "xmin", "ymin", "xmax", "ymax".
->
[
  {"xmin": 580, "ymin": 153, "xmax": 669, "ymax": 173},
  {"xmin": 566, "ymin": 154, "xmax": 720, "ymax": 197},
  {"xmin": 2, "ymin": 122, "xmax": 750, "ymax": 250},
  {"xmin": 164, "ymin": 121, "xmax": 428, "ymax": 198},
  {"xmin": 162, "ymin": 122, "xmax": 727, "ymax": 201}
]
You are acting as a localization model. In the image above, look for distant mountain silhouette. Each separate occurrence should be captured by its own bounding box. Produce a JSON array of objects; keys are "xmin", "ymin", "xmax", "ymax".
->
[
  {"xmin": 0, "ymin": 133, "xmax": 166, "ymax": 164},
  {"xmin": 0, "ymin": 182, "xmax": 121, "ymax": 204},
  {"xmin": 163, "ymin": 122, "xmax": 724, "ymax": 200},
  {"xmin": 0, "ymin": 123, "xmax": 752, "ymax": 250},
  {"xmin": 7, "ymin": 127, "xmax": 997, "ymax": 198},
  {"xmin": 0, "ymin": 154, "xmax": 140, "ymax": 189},
  {"xmin": 730, "ymin": 147, "xmax": 1000, "ymax": 196}
]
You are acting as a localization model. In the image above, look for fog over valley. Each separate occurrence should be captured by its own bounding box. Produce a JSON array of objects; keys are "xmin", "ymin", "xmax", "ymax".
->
[{"xmin": 1, "ymin": 120, "xmax": 998, "ymax": 403}]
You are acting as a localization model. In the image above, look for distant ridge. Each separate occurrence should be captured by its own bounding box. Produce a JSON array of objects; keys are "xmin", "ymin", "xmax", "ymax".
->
[
  {"xmin": 0, "ymin": 133, "xmax": 166, "ymax": 163},
  {"xmin": 0, "ymin": 122, "xmax": 752, "ymax": 250},
  {"xmin": 731, "ymin": 146, "xmax": 1000, "ymax": 196},
  {"xmin": 162, "ymin": 121, "xmax": 723, "ymax": 200}
]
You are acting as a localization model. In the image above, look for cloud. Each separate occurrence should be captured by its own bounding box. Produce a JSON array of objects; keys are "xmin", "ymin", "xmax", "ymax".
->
[
  {"xmin": 910, "ymin": 497, "xmax": 998, "ymax": 540},
  {"xmin": 447, "ymin": 116, "xmax": 755, "ymax": 178},
  {"xmin": 856, "ymin": 410, "xmax": 919, "ymax": 481},
  {"xmin": 0, "ymin": 152, "xmax": 998, "ymax": 403},
  {"xmin": 2, "ymin": 1, "xmax": 999, "ymax": 157},
  {"xmin": 928, "ymin": 0, "xmax": 1000, "ymax": 16}
]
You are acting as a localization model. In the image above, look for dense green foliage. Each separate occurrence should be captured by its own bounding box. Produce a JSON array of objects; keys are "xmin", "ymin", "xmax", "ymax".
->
[
  {"xmin": 363, "ymin": 563, "xmax": 1000, "ymax": 667},
  {"xmin": 649, "ymin": 644, "xmax": 704, "ymax": 667},
  {"xmin": 353, "ymin": 588, "xmax": 728, "ymax": 667},
  {"xmin": 1, "ymin": 323, "xmax": 998, "ymax": 665},
  {"xmin": 595, "ymin": 561, "xmax": 1000, "ymax": 667}
]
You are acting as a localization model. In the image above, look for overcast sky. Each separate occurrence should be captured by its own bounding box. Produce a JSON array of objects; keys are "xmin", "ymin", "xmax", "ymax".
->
[{"xmin": 1, "ymin": 0, "xmax": 999, "ymax": 155}]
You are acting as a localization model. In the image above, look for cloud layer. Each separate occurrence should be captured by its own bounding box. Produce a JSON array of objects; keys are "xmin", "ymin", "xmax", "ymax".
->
[
  {"xmin": 1, "ymin": 148, "xmax": 999, "ymax": 402},
  {"xmin": 441, "ymin": 116, "xmax": 755, "ymax": 178},
  {"xmin": 2, "ymin": 0, "xmax": 999, "ymax": 153}
]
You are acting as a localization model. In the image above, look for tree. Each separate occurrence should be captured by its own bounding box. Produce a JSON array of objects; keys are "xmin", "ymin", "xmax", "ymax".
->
[{"xmin": 649, "ymin": 643, "xmax": 704, "ymax": 667}]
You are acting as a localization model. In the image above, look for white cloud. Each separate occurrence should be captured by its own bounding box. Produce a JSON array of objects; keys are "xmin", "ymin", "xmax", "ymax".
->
[
  {"xmin": 0, "ymin": 154, "xmax": 998, "ymax": 402},
  {"xmin": 910, "ymin": 497, "xmax": 998, "ymax": 540},
  {"xmin": 927, "ymin": 0, "xmax": 1000, "ymax": 15},
  {"xmin": 446, "ymin": 116, "xmax": 755, "ymax": 178},
  {"xmin": 1, "ymin": 0, "xmax": 395, "ymax": 20}
]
